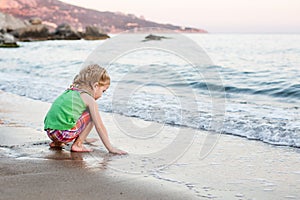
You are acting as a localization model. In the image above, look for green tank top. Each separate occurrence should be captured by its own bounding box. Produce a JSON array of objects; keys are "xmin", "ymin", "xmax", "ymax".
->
[{"xmin": 44, "ymin": 89, "xmax": 87, "ymax": 130}]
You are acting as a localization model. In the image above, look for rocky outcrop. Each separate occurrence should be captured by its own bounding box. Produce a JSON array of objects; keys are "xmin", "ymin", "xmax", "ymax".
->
[
  {"xmin": 83, "ymin": 26, "xmax": 110, "ymax": 40},
  {"xmin": 50, "ymin": 23, "xmax": 81, "ymax": 40},
  {"xmin": 12, "ymin": 23, "xmax": 49, "ymax": 41},
  {"xmin": 0, "ymin": 31, "xmax": 19, "ymax": 47},
  {"xmin": 0, "ymin": 11, "xmax": 109, "ymax": 41},
  {"xmin": 143, "ymin": 34, "xmax": 170, "ymax": 42},
  {"xmin": 0, "ymin": 11, "xmax": 28, "ymax": 32},
  {"xmin": 29, "ymin": 17, "xmax": 42, "ymax": 25},
  {"xmin": 0, "ymin": 12, "xmax": 21, "ymax": 47}
]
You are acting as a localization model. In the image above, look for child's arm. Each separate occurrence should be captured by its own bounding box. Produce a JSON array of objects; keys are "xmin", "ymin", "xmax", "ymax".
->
[{"xmin": 81, "ymin": 93, "xmax": 127, "ymax": 155}]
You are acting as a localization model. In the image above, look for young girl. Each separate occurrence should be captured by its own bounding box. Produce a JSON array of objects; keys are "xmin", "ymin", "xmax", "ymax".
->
[{"xmin": 44, "ymin": 64, "xmax": 127, "ymax": 155}]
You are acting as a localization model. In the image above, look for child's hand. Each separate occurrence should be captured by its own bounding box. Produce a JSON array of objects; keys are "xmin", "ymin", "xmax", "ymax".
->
[{"xmin": 109, "ymin": 147, "xmax": 127, "ymax": 155}]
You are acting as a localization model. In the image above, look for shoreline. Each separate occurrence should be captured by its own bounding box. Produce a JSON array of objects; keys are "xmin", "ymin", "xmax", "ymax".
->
[
  {"xmin": 0, "ymin": 90, "xmax": 199, "ymax": 200},
  {"xmin": 1, "ymin": 90, "xmax": 300, "ymax": 199}
]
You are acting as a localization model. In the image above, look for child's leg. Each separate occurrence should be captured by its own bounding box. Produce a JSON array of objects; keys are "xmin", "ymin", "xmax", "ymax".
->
[
  {"xmin": 84, "ymin": 138, "xmax": 98, "ymax": 144},
  {"xmin": 46, "ymin": 129, "xmax": 66, "ymax": 148},
  {"xmin": 71, "ymin": 121, "xmax": 94, "ymax": 152},
  {"xmin": 49, "ymin": 141, "xmax": 65, "ymax": 148}
]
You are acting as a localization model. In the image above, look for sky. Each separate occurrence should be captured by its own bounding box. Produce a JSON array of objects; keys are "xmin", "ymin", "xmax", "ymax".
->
[{"xmin": 60, "ymin": 0, "xmax": 300, "ymax": 33}]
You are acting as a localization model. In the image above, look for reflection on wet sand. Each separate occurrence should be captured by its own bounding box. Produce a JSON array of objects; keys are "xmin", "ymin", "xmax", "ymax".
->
[{"xmin": 43, "ymin": 145, "xmax": 115, "ymax": 170}]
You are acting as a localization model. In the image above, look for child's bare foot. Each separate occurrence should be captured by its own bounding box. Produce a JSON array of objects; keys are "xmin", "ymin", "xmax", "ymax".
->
[
  {"xmin": 71, "ymin": 143, "xmax": 93, "ymax": 152},
  {"xmin": 49, "ymin": 142, "xmax": 65, "ymax": 148},
  {"xmin": 84, "ymin": 138, "xmax": 98, "ymax": 144}
]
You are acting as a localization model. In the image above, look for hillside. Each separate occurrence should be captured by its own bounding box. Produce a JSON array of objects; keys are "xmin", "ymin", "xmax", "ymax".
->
[{"xmin": 0, "ymin": 0, "xmax": 207, "ymax": 33}]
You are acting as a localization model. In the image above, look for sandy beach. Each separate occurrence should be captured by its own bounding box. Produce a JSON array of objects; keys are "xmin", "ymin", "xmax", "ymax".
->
[
  {"xmin": 0, "ymin": 90, "xmax": 198, "ymax": 200},
  {"xmin": 1, "ymin": 90, "xmax": 300, "ymax": 199}
]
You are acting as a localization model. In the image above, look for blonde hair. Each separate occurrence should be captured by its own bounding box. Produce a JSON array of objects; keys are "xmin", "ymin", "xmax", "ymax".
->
[{"xmin": 72, "ymin": 64, "xmax": 110, "ymax": 90}]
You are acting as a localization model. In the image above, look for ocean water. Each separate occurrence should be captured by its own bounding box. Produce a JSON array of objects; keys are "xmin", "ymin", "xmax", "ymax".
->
[{"xmin": 0, "ymin": 34, "xmax": 299, "ymax": 148}]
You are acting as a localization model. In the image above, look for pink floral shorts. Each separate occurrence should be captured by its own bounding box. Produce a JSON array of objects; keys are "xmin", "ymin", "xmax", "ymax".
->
[{"xmin": 46, "ymin": 111, "xmax": 91, "ymax": 143}]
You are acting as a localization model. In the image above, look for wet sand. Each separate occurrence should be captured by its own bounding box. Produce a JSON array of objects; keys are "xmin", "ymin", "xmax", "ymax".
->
[
  {"xmin": 0, "ymin": 157, "xmax": 200, "ymax": 200},
  {"xmin": 1, "ymin": 90, "xmax": 300, "ymax": 199},
  {"xmin": 0, "ymin": 90, "xmax": 199, "ymax": 200}
]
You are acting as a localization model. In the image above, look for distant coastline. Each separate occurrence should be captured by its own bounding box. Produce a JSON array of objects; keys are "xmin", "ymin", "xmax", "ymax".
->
[
  {"xmin": 0, "ymin": 0, "xmax": 207, "ymax": 47},
  {"xmin": 0, "ymin": 0, "xmax": 207, "ymax": 34}
]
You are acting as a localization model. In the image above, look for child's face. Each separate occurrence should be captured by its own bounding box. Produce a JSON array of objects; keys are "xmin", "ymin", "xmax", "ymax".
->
[{"xmin": 94, "ymin": 83, "xmax": 109, "ymax": 100}]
